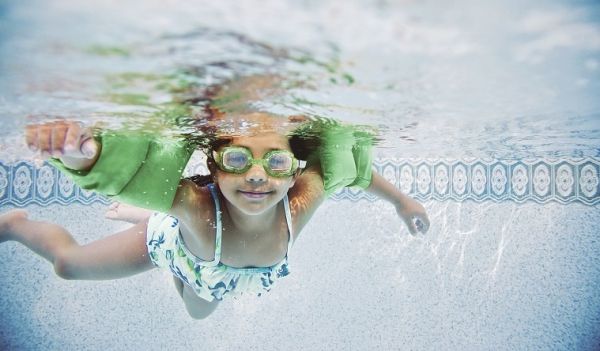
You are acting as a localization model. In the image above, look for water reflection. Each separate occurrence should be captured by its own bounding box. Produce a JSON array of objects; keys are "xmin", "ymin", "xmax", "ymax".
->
[{"xmin": 0, "ymin": 0, "xmax": 599, "ymax": 159}]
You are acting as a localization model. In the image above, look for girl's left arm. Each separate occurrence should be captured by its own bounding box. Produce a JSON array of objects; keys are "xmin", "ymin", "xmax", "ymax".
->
[{"xmin": 364, "ymin": 171, "xmax": 430, "ymax": 235}]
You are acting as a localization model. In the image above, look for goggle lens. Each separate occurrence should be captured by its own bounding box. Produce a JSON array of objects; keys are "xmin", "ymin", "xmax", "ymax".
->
[
  {"xmin": 267, "ymin": 153, "xmax": 292, "ymax": 172},
  {"xmin": 217, "ymin": 147, "xmax": 300, "ymax": 177},
  {"xmin": 223, "ymin": 150, "xmax": 249, "ymax": 169}
]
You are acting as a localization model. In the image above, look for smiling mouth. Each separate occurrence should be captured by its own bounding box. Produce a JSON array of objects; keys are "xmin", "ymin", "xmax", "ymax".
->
[{"xmin": 238, "ymin": 190, "xmax": 272, "ymax": 199}]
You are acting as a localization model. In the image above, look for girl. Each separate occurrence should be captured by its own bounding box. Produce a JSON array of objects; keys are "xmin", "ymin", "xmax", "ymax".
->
[{"xmin": 0, "ymin": 113, "xmax": 429, "ymax": 319}]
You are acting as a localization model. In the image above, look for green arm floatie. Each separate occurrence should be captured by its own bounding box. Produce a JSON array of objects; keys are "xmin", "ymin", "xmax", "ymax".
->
[
  {"xmin": 49, "ymin": 131, "xmax": 195, "ymax": 212},
  {"xmin": 348, "ymin": 130, "xmax": 374, "ymax": 189},
  {"xmin": 317, "ymin": 121, "xmax": 374, "ymax": 196}
]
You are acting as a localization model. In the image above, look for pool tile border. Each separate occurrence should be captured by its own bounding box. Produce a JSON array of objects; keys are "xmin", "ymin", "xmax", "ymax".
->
[
  {"xmin": 332, "ymin": 158, "xmax": 600, "ymax": 205},
  {"xmin": 0, "ymin": 158, "xmax": 598, "ymax": 207}
]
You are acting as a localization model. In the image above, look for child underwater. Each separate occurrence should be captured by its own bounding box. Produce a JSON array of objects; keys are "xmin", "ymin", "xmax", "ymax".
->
[{"xmin": 0, "ymin": 93, "xmax": 429, "ymax": 320}]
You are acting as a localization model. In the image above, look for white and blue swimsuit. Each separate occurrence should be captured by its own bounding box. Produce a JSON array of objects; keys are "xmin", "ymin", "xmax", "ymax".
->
[{"xmin": 146, "ymin": 183, "xmax": 293, "ymax": 302}]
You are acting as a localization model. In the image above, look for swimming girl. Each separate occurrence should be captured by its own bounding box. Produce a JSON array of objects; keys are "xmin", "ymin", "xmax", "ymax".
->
[{"xmin": 0, "ymin": 113, "xmax": 429, "ymax": 319}]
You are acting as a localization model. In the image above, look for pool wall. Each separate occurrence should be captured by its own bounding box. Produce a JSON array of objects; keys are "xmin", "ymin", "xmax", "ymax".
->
[
  {"xmin": 0, "ymin": 156, "xmax": 599, "ymax": 350},
  {"xmin": 1, "ymin": 156, "xmax": 598, "ymax": 207}
]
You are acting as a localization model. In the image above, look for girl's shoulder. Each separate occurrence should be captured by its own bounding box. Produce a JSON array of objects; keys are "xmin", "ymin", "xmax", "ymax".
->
[
  {"xmin": 171, "ymin": 179, "xmax": 220, "ymax": 256},
  {"xmin": 292, "ymin": 165, "xmax": 324, "ymax": 199},
  {"xmin": 171, "ymin": 178, "xmax": 215, "ymax": 220},
  {"xmin": 288, "ymin": 166, "xmax": 325, "ymax": 231}
]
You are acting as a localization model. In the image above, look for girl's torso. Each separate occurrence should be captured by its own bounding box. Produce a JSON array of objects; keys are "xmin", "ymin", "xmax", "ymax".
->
[
  {"xmin": 174, "ymin": 168, "xmax": 325, "ymax": 269},
  {"xmin": 179, "ymin": 183, "xmax": 293, "ymax": 269},
  {"xmin": 145, "ymin": 185, "xmax": 293, "ymax": 302}
]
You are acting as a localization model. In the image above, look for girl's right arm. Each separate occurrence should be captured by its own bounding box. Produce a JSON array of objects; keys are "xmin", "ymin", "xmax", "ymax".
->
[{"xmin": 25, "ymin": 121, "xmax": 194, "ymax": 214}]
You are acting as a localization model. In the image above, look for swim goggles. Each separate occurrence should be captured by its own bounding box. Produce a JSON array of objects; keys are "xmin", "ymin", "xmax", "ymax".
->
[{"xmin": 213, "ymin": 146, "xmax": 306, "ymax": 177}]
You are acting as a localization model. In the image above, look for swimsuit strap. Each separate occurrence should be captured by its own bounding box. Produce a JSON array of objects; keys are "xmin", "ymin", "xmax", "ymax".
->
[
  {"xmin": 283, "ymin": 193, "xmax": 294, "ymax": 254},
  {"xmin": 207, "ymin": 183, "xmax": 223, "ymax": 266}
]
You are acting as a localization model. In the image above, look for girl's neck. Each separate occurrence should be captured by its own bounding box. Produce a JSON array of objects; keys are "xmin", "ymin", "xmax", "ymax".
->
[{"xmin": 222, "ymin": 199, "xmax": 279, "ymax": 235}]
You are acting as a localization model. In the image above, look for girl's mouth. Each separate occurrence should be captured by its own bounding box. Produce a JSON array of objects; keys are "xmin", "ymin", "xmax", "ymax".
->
[{"xmin": 238, "ymin": 190, "xmax": 272, "ymax": 199}]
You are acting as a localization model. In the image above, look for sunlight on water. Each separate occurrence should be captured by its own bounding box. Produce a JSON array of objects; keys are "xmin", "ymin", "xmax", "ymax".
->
[
  {"xmin": 0, "ymin": 0, "xmax": 599, "ymax": 159},
  {"xmin": 0, "ymin": 2, "xmax": 599, "ymax": 350}
]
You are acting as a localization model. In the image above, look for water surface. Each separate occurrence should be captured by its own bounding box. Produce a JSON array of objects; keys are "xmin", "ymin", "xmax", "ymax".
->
[{"xmin": 1, "ymin": 0, "xmax": 599, "ymax": 160}]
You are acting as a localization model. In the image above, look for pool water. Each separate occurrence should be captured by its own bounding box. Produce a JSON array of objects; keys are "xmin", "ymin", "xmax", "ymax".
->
[{"xmin": 0, "ymin": 0, "xmax": 599, "ymax": 350}]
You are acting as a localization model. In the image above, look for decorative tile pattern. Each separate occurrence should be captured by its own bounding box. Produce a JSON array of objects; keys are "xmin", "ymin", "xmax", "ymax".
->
[
  {"xmin": 11, "ymin": 163, "xmax": 35, "ymax": 206},
  {"xmin": 452, "ymin": 162, "xmax": 469, "ymax": 200},
  {"xmin": 471, "ymin": 162, "xmax": 488, "ymax": 200},
  {"xmin": 532, "ymin": 162, "xmax": 551, "ymax": 201},
  {"xmin": 0, "ymin": 158, "xmax": 599, "ymax": 207},
  {"xmin": 490, "ymin": 162, "xmax": 509, "ymax": 199},
  {"xmin": 0, "ymin": 163, "xmax": 9, "ymax": 203},
  {"xmin": 334, "ymin": 158, "xmax": 600, "ymax": 205},
  {"xmin": 433, "ymin": 163, "xmax": 450, "ymax": 200}
]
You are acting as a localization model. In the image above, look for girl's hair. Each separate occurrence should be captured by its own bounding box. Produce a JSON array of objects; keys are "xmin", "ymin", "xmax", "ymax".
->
[
  {"xmin": 183, "ymin": 125, "xmax": 320, "ymax": 188},
  {"xmin": 184, "ymin": 137, "xmax": 230, "ymax": 187},
  {"xmin": 176, "ymin": 78, "xmax": 321, "ymax": 187},
  {"xmin": 185, "ymin": 174, "xmax": 214, "ymax": 187}
]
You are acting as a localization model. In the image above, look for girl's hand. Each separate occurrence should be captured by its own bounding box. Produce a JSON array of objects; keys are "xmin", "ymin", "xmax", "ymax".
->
[
  {"xmin": 25, "ymin": 120, "xmax": 100, "ymax": 170},
  {"xmin": 396, "ymin": 198, "xmax": 430, "ymax": 235}
]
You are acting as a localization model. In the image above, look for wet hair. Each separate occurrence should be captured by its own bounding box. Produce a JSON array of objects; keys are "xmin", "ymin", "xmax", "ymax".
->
[
  {"xmin": 175, "ymin": 77, "xmax": 321, "ymax": 187},
  {"xmin": 183, "ymin": 126, "xmax": 320, "ymax": 188},
  {"xmin": 182, "ymin": 137, "xmax": 230, "ymax": 187},
  {"xmin": 185, "ymin": 173, "xmax": 214, "ymax": 187}
]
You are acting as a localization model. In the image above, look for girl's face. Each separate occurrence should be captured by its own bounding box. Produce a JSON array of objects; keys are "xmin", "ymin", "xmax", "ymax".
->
[{"xmin": 214, "ymin": 132, "xmax": 297, "ymax": 216}]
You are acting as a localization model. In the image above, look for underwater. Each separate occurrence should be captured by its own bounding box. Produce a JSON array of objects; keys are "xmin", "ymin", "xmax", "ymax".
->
[{"xmin": 0, "ymin": 0, "xmax": 599, "ymax": 350}]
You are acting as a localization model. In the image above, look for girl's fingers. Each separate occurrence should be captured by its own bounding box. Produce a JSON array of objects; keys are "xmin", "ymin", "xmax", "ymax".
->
[
  {"xmin": 37, "ymin": 123, "xmax": 53, "ymax": 158},
  {"xmin": 413, "ymin": 216, "xmax": 428, "ymax": 234},
  {"xmin": 25, "ymin": 121, "xmax": 92, "ymax": 159},
  {"xmin": 402, "ymin": 212, "xmax": 429, "ymax": 235},
  {"xmin": 63, "ymin": 122, "xmax": 82, "ymax": 154},
  {"xmin": 25, "ymin": 125, "xmax": 39, "ymax": 151},
  {"xmin": 404, "ymin": 217, "xmax": 418, "ymax": 235},
  {"xmin": 51, "ymin": 122, "xmax": 69, "ymax": 157},
  {"xmin": 79, "ymin": 135, "xmax": 98, "ymax": 158},
  {"xmin": 420, "ymin": 215, "xmax": 430, "ymax": 233}
]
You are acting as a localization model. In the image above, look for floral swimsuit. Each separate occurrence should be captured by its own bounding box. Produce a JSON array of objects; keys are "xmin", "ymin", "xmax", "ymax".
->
[{"xmin": 146, "ymin": 183, "xmax": 293, "ymax": 302}]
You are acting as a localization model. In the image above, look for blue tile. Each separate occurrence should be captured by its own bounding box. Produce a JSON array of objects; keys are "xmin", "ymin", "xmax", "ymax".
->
[
  {"xmin": 470, "ymin": 162, "xmax": 489, "ymax": 201},
  {"xmin": 0, "ymin": 163, "xmax": 10, "ymax": 206},
  {"xmin": 531, "ymin": 161, "xmax": 553, "ymax": 203},
  {"xmin": 554, "ymin": 161, "xmax": 577, "ymax": 202},
  {"xmin": 10, "ymin": 162, "xmax": 35, "ymax": 206},
  {"xmin": 433, "ymin": 162, "xmax": 450, "ymax": 200},
  {"xmin": 415, "ymin": 162, "xmax": 433, "ymax": 200},
  {"xmin": 451, "ymin": 162, "xmax": 470, "ymax": 201},
  {"xmin": 0, "ymin": 158, "xmax": 598, "ymax": 207},
  {"xmin": 34, "ymin": 164, "xmax": 58, "ymax": 205},
  {"xmin": 398, "ymin": 162, "xmax": 415, "ymax": 196},
  {"xmin": 56, "ymin": 171, "xmax": 77, "ymax": 204},
  {"xmin": 509, "ymin": 161, "xmax": 531, "ymax": 203},
  {"xmin": 577, "ymin": 161, "xmax": 599, "ymax": 205},
  {"xmin": 489, "ymin": 162, "xmax": 510, "ymax": 201}
]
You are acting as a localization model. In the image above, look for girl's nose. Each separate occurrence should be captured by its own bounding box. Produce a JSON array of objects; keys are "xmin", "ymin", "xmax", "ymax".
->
[{"xmin": 245, "ymin": 164, "xmax": 267, "ymax": 183}]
